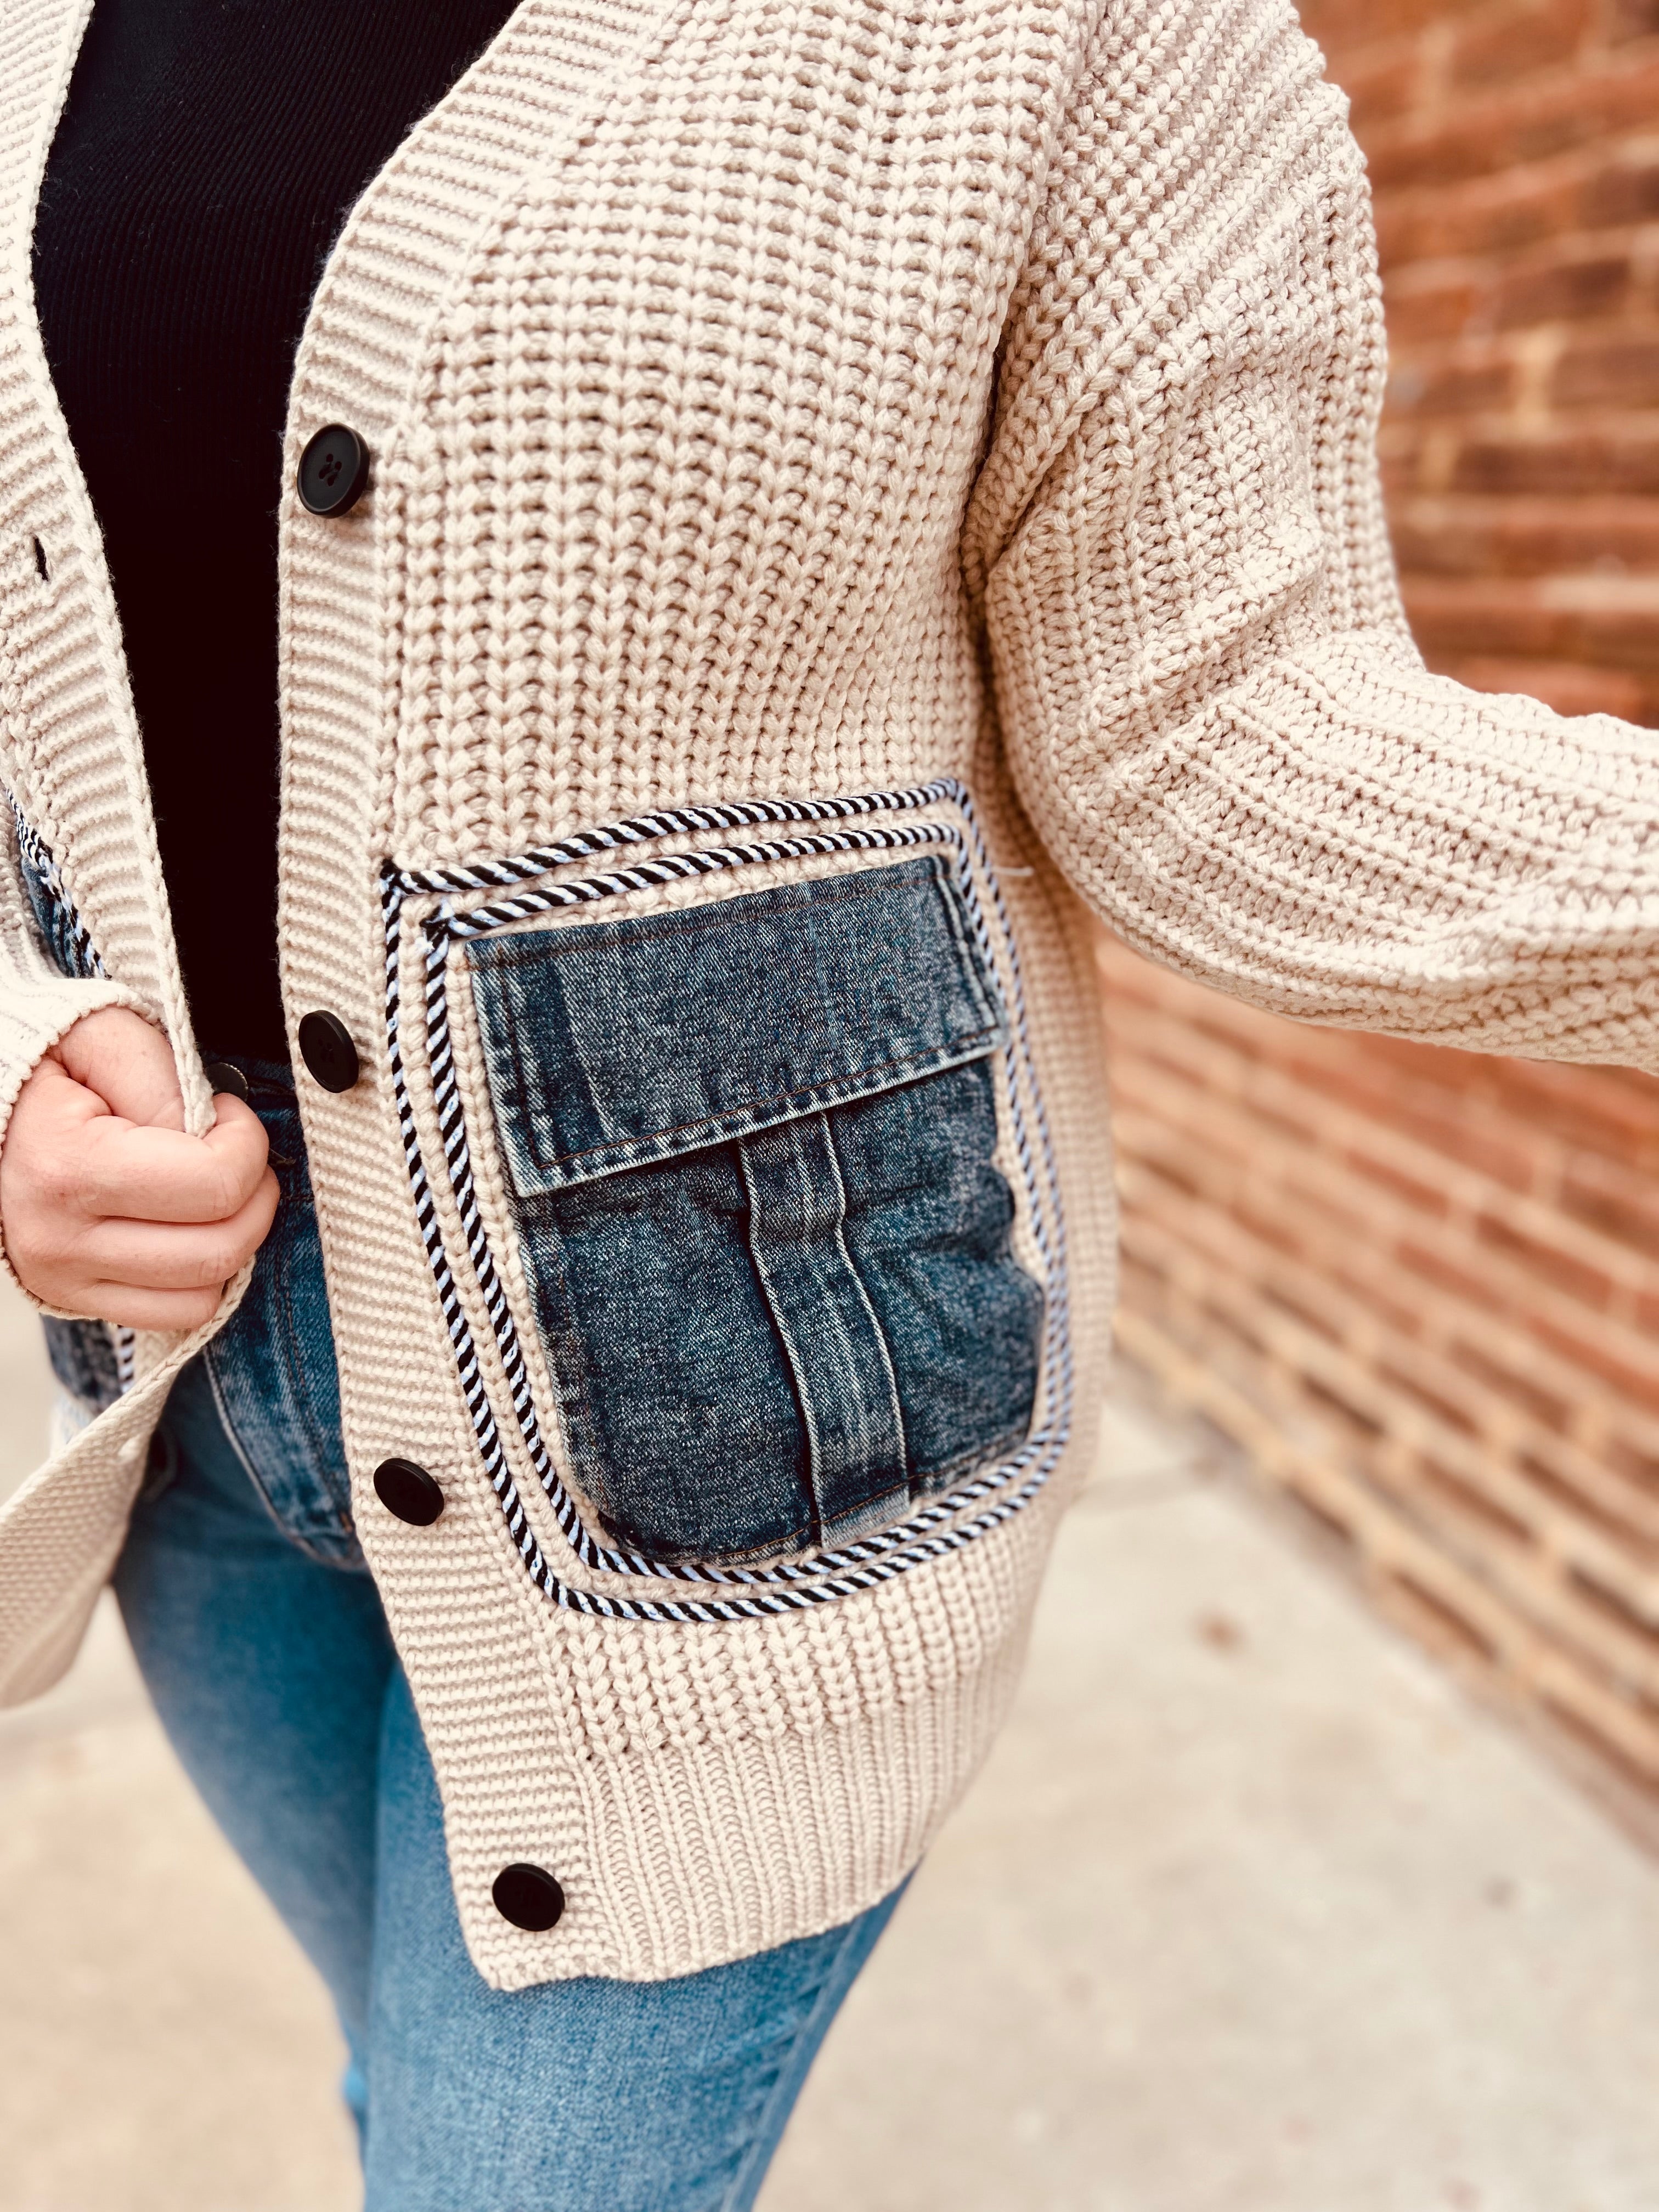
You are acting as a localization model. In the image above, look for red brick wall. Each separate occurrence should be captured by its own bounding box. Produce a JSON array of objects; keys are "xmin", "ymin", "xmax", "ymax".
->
[
  {"xmin": 1318, "ymin": 0, "xmax": 1659, "ymax": 721},
  {"xmin": 1102, "ymin": 0, "xmax": 1659, "ymax": 1822}
]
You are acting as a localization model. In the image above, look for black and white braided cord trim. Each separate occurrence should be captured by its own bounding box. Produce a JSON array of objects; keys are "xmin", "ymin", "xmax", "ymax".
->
[
  {"xmin": 9, "ymin": 798, "xmax": 106, "ymax": 983},
  {"xmin": 381, "ymin": 778, "xmax": 1071, "ymax": 1622},
  {"xmin": 426, "ymin": 800, "xmax": 1067, "ymax": 1584}
]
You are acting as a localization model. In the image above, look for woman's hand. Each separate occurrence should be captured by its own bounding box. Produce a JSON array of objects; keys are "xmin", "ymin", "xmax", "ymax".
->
[{"xmin": 0, "ymin": 1006, "xmax": 278, "ymax": 1329}]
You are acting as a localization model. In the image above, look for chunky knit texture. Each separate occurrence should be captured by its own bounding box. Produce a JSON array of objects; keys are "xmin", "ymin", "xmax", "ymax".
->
[
  {"xmin": 32, "ymin": 0, "xmax": 523, "ymax": 1059},
  {"xmin": 2, "ymin": 0, "xmax": 1657, "ymax": 1988}
]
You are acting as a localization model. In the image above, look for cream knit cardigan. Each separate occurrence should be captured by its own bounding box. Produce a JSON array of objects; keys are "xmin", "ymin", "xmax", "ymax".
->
[{"xmin": 2, "ymin": 0, "xmax": 1657, "ymax": 1990}]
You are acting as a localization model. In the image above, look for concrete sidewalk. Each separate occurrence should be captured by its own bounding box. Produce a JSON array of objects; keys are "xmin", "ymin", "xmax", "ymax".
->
[{"xmin": 3, "ymin": 1290, "xmax": 1659, "ymax": 2210}]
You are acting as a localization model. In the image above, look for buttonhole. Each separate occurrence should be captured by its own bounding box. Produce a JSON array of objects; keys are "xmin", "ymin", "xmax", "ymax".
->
[{"xmin": 32, "ymin": 536, "xmax": 48, "ymax": 582}]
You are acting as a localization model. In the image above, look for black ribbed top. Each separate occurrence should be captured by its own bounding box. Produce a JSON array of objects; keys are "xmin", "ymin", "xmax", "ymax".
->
[{"xmin": 33, "ymin": 0, "xmax": 518, "ymax": 1058}]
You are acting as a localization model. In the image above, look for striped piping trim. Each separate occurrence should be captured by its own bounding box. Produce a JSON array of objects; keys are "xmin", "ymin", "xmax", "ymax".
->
[
  {"xmin": 9, "ymin": 798, "xmax": 107, "ymax": 983},
  {"xmin": 427, "ymin": 819, "xmax": 1060, "ymax": 1582},
  {"xmin": 380, "ymin": 778, "xmax": 1071, "ymax": 1622},
  {"xmin": 6, "ymin": 793, "xmax": 137, "ymax": 1396}
]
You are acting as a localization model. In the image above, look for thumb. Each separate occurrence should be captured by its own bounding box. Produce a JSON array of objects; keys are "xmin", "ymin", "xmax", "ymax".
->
[{"xmin": 52, "ymin": 1006, "xmax": 186, "ymax": 1132}]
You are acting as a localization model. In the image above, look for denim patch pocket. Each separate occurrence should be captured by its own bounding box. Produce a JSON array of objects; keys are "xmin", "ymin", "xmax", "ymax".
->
[{"xmin": 464, "ymin": 856, "xmax": 1042, "ymax": 1565}]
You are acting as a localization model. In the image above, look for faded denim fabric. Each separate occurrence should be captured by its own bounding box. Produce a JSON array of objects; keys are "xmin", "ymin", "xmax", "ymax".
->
[
  {"xmin": 42, "ymin": 1301, "xmax": 123, "ymax": 1413},
  {"xmin": 195, "ymin": 1058, "xmax": 360, "ymax": 1565},
  {"xmin": 112, "ymin": 1126, "xmax": 902, "ymax": 2208},
  {"xmin": 468, "ymin": 856, "xmax": 1044, "ymax": 1564}
]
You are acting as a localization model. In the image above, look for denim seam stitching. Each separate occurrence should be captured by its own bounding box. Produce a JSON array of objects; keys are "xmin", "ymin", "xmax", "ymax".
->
[
  {"xmin": 198, "ymin": 1342, "xmax": 347, "ymax": 1567},
  {"xmin": 266, "ymin": 1202, "xmax": 359, "ymax": 1543},
  {"xmin": 379, "ymin": 777, "xmax": 1073, "ymax": 1623},
  {"xmin": 812, "ymin": 1107, "xmax": 911, "ymax": 1523},
  {"xmin": 737, "ymin": 1113, "xmax": 910, "ymax": 1550},
  {"xmin": 503, "ymin": 1031, "xmax": 1000, "ymax": 1186}
]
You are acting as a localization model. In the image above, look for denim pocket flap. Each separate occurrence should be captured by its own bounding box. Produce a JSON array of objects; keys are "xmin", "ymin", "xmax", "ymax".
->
[{"xmin": 467, "ymin": 855, "xmax": 1002, "ymax": 1197}]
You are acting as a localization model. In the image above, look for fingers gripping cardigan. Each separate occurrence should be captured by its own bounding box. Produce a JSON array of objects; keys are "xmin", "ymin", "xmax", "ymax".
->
[{"xmin": 3, "ymin": 0, "xmax": 1658, "ymax": 1989}]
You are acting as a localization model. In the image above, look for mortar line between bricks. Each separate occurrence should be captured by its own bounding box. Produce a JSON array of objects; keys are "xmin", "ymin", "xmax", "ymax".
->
[
  {"xmin": 1119, "ymin": 1200, "xmax": 1659, "ymax": 1606},
  {"xmin": 1111, "ymin": 1118, "xmax": 1659, "ymax": 1470},
  {"xmin": 1120, "ymin": 1246, "xmax": 1659, "ymax": 1701}
]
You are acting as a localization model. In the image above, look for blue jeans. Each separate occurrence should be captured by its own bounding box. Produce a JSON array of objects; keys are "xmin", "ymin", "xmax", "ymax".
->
[{"xmin": 109, "ymin": 1059, "xmax": 903, "ymax": 2211}]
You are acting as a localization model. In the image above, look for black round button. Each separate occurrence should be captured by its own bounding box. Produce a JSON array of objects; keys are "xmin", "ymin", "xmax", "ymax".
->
[
  {"xmin": 373, "ymin": 1457, "xmax": 445, "ymax": 1527},
  {"xmin": 201, "ymin": 1058, "xmax": 250, "ymax": 1102},
  {"xmin": 492, "ymin": 1864, "xmax": 565, "ymax": 1932},
  {"xmin": 297, "ymin": 424, "xmax": 371, "ymax": 518},
  {"xmin": 297, "ymin": 1010, "xmax": 359, "ymax": 1092}
]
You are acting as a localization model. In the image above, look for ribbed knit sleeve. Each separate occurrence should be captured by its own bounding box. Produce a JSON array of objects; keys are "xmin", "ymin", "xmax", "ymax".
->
[{"xmin": 967, "ymin": 0, "xmax": 1659, "ymax": 1070}]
